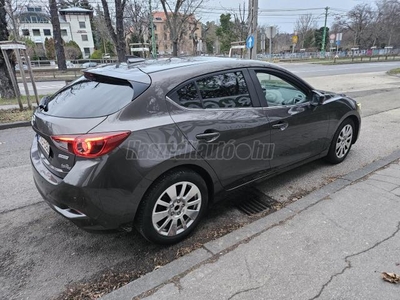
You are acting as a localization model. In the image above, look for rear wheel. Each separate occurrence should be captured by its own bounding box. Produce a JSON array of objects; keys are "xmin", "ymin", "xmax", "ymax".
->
[
  {"xmin": 325, "ymin": 118, "xmax": 355, "ymax": 164},
  {"xmin": 135, "ymin": 169, "xmax": 208, "ymax": 244}
]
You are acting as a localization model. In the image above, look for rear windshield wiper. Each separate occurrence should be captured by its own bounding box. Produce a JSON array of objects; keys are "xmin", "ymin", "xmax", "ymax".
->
[{"xmin": 39, "ymin": 96, "xmax": 51, "ymax": 112}]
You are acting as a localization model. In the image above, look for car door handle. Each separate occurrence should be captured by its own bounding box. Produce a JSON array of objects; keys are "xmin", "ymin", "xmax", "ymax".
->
[
  {"xmin": 272, "ymin": 122, "xmax": 289, "ymax": 131},
  {"xmin": 196, "ymin": 131, "xmax": 220, "ymax": 142}
]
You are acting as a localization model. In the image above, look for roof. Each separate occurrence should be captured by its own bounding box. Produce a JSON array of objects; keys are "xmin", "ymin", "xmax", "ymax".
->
[
  {"xmin": 136, "ymin": 57, "xmax": 270, "ymax": 74},
  {"xmin": 59, "ymin": 7, "xmax": 93, "ymax": 13},
  {"xmin": 85, "ymin": 57, "xmax": 291, "ymax": 85}
]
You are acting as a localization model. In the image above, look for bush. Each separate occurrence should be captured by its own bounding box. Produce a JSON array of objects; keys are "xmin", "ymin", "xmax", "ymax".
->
[{"xmin": 91, "ymin": 49, "xmax": 103, "ymax": 59}]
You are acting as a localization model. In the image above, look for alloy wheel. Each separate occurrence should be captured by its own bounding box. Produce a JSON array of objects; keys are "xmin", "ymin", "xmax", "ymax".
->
[
  {"xmin": 335, "ymin": 124, "xmax": 353, "ymax": 159},
  {"xmin": 151, "ymin": 181, "xmax": 202, "ymax": 237}
]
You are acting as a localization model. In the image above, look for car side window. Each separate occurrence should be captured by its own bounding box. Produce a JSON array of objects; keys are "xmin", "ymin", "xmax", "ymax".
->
[
  {"xmin": 196, "ymin": 71, "xmax": 252, "ymax": 109},
  {"xmin": 256, "ymin": 72, "xmax": 307, "ymax": 107},
  {"xmin": 169, "ymin": 82, "xmax": 203, "ymax": 109}
]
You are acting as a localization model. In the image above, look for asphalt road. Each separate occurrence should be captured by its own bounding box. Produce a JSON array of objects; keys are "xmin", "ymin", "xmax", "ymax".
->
[
  {"xmin": 18, "ymin": 60, "xmax": 400, "ymax": 95},
  {"xmin": 2, "ymin": 65, "xmax": 400, "ymax": 299}
]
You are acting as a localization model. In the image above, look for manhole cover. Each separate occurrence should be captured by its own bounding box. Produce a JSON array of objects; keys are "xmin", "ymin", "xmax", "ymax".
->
[{"xmin": 233, "ymin": 188, "xmax": 279, "ymax": 216}]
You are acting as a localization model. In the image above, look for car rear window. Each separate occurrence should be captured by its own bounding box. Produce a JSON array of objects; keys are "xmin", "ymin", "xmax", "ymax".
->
[{"xmin": 44, "ymin": 78, "xmax": 144, "ymax": 118}]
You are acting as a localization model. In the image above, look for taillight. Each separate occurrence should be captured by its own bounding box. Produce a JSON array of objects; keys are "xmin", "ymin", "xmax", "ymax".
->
[{"xmin": 52, "ymin": 131, "xmax": 130, "ymax": 158}]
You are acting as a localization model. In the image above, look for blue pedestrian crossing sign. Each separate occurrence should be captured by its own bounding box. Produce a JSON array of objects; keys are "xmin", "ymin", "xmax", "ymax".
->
[{"xmin": 246, "ymin": 35, "xmax": 254, "ymax": 49}]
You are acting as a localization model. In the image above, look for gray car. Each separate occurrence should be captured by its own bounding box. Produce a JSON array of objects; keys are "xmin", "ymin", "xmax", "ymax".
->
[{"xmin": 31, "ymin": 57, "xmax": 361, "ymax": 244}]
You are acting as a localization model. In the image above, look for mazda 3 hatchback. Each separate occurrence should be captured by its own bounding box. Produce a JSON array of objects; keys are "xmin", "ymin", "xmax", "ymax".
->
[{"xmin": 31, "ymin": 57, "xmax": 361, "ymax": 244}]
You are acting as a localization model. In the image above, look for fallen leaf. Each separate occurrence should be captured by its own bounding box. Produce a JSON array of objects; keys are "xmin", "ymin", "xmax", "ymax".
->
[{"xmin": 381, "ymin": 272, "xmax": 400, "ymax": 284}]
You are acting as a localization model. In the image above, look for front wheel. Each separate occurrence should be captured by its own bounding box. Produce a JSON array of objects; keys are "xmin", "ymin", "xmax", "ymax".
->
[
  {"xmin": 325, "ymin": 118, "xmax": 355, "ymax": 164},
  {"xmin": 135, "ymin": 169, "xmax": 208, "ymax": 244}
]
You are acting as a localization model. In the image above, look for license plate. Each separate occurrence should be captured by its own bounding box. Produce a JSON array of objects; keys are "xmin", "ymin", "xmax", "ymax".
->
[{"xmin": 38, "ymin": 135, "xmax": 50, "ymax": 156}]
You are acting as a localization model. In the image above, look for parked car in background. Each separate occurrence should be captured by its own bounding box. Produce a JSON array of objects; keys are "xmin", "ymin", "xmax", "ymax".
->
[
  {"xmin": 66, "ymin": 61, "xmax": 75, "ymax": 68},
  {"xmin": 31, "ymin": 57, "xmax": 361, "ymax": 244},
  {"xmin": 81, "ymin": 62, "xmax": 97, "ymax": 68},
  {"xmin": 15, "ymin": 63, "xmax": 28, "ymax": 71}
]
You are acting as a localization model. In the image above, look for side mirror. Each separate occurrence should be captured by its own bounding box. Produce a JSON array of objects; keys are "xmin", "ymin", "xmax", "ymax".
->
[{"xmin": 310, "ymin": 90, "xmax": 325, "ymax": 106}]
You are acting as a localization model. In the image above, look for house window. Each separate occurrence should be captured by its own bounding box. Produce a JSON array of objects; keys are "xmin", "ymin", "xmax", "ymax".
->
[
  {"xmin": 79, "ymin": 22, "xmax": 86, "ymax": 29},
  {"xmin": 164, "ymin": 33, "xmax": 167, "ymax": 40},
  {"xmin": 153, "ymin": 25, "xmax": 157, "ymax": 31},
  {"xmin": 30, "ymin": 16, "xmax": 38, "ymax": 23},
  {"xmin": 84, "ymin": 48, "xmax": 90, "ymax": 57},
  {"xmin": 155, "ymin": 17, "xmax": 162, "ymax": 20},
  {"xmin": 43, "ymin": 29, "xmax": 51, "ymax": 36},
  {"xmin": 81, "ymin": 34, "xmax": 88, "ymax": 41},
  {"xmin": 22, "ymin": 29, "xmax": 30, "ymax": 36},
  {"xmin": 61, "ymin": 29, "xmax": 68, "ymax": 36},
  {"xmin": 32, "ymin": 29, "xmax": 40, "ymax": 36}
]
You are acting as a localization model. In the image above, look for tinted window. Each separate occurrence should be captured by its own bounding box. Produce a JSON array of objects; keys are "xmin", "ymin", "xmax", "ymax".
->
[
  {"xmin": 256, "ymin": 72, "xmax": 307, "ymax": 106},
  {"xmin": 171, "ymin": 82, "xmax": 202, "ymax": 109},
  {"xmin": 44, "ymin": 79, "xmax": 136, "ymax": 118},
  {"xmin": 196, "ymin": 72, "xmax": 251, "ymax": 109}
]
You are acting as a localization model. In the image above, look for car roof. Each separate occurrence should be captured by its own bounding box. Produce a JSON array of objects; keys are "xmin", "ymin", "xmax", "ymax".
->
[
  {"xmin": 135, "ymin": 57, "xmax": 270, "ymax": 73},
  {"xmin": 85, "ymin": 57, "xmax": 289, "ymax": 85}
]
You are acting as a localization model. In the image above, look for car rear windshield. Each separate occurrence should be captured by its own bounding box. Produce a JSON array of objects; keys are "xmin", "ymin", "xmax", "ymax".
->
[{"xmin": 44, "ymin": 78, "xmax": 144, "ymax": 118}]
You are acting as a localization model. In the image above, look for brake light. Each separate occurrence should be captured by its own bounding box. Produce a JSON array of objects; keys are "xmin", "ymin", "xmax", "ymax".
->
[{"xmin": 52, "ymin": 131, "xmax": 130, "ymax": 158}]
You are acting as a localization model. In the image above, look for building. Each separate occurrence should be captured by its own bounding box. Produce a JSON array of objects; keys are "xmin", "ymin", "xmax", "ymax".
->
[
  {"xmin": 17, "ymin": 6, "xmax": 95, "ymax": 58},
  {"xmin": 152, "ymin": 12, "xmax": 202, "ymax": 56}
]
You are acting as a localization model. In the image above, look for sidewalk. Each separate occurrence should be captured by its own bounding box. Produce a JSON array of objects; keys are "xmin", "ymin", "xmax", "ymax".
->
[{"xmin": 103, "ymin": 153, "xmax": 400, "ymax": 300}]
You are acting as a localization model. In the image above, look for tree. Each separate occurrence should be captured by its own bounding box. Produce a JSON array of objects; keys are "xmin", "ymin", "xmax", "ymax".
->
[
  {"xmin": 216, "ymin": 14, "xmax": 235, "ymax": 54},
  {"xmin": 295, "ymin": 14, "xmax": 317, "ymax": 49},
  {"xmin": 49, "ymin": 0, "xmax": 67, "ymax": 70},
  {"xmin": 4, "ymin": 0, "xmax": 22, "ymax": 39},
  {"xmin": 160, "ymin": 0, "xmax": 205, "ymax": 57},
  {"xmin": 125, "ymin": 0, "xmax": 150, "ymax": 46},
  {"xmin": 101, "ymin": 0, "xmax": 128, "ymax": 62},
  {"xmin": 65, "ymin": 41, "xmax": 82, "ymax": 59},
  {"xmin": 314, "ymin": 27, "xmax": 329, "ymax": 51},
  {"xmin": 0, "ymin": 0, "xmax": 16, "ymax": 99},
  {"xmin": 376, "ymin": 0, "xmax": 400, "ymax": 47},
  {"xmin": 45, "ymin": 38, "xmax": 56, "ymax": 59}
]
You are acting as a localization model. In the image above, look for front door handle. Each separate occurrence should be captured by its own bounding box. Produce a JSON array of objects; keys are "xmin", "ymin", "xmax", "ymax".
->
[
  {"xmin": 272, "ymin": 122, "xmax": 289, "ymax": 131},
  {"xmin": 196, "ymin": 131, "xmax": 220, "ymax": 142}
]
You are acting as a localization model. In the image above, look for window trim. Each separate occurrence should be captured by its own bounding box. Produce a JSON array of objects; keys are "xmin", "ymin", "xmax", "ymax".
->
[
  {"xmin": 167, "ymin": 68, "xmax": 261, "ymax": 110},
  {"xmin": 248, "ymin": 67, "xmax": 313, "ymax": 108}
]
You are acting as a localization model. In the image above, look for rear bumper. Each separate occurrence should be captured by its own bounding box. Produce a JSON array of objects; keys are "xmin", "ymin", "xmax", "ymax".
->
[{"xmin": 30, "ymin": 137, "xmax": 147, "ymax": 231}]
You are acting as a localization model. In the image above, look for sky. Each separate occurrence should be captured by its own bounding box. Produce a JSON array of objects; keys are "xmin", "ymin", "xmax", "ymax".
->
[{"xmin": 196, "ymin": 0, "xmax": 379, "ymax": 33}]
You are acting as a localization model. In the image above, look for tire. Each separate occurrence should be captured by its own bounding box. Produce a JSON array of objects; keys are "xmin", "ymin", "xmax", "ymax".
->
[
  {"xmin": 135, "ymin": 168, "xmax": 208, "ymax": 244},
  {"xmin": 325, "ymin": 118, "xmax": 355, "ymax": 164}
]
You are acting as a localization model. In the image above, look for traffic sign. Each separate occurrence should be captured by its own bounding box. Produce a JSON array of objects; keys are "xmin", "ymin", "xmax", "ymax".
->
[
  {"xmin": 246, "ymin": 35, "xmax": 254, "ymax": 49},
  {"xmin": 329, "ymin": 34, "xmax": 336, "ymax": 40},
  {"xmin": 292, "ymin": 35, "xmax": 298, "ymax": 45}
]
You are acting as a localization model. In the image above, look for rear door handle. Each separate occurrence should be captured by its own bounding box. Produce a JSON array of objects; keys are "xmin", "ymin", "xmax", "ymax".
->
[
  {"xmin": 196, "ymin": 131, "xmax": 220, "ymax": 142},
  {"xmin": 272, "ymin": 122, "xmax": 289, "ymax": 131}
]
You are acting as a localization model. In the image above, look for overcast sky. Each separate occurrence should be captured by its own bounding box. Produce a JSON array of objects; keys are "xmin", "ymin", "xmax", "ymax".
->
[{"xmin": 196, "ymin": 0, "xmax": 378, "ymax": 33}]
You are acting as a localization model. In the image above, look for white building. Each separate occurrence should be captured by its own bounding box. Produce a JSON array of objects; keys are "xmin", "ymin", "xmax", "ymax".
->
[{"xmin": 17, "ymin": 6, "xmax": 95, "ymax": 58}]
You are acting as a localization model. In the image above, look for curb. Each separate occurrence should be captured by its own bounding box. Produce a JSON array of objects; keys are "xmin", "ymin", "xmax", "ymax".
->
[
  {"xmin": 101, "ymin": 148, "xmax": 400, "ymax": 300},
  {"xmin": 0, "ymin": 121, "xmax": 31, "ymax": 130}
]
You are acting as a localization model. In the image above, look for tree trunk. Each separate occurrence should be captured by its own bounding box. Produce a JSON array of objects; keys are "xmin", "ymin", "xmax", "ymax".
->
[
  {"xmin": 49, "ymin": 0, "xmax": 67, "ymax": 71},
  {"xmin": 0, "ymin": 0, "xmax": 16, "ymax": 99},
  {"xmin": 172, "ymin": 40, "xmax": 178, "ymax": 57},
  {"xmin": 115, "ymin": 0, "xmax": 126, "ymax": 62},
  {"xmin": 101, "ymin": 0, "xmax": 127, "ymax": 62}
]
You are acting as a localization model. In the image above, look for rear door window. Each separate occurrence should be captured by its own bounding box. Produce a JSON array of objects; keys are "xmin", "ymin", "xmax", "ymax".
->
[
  {"xmin": 168, "ymin": 71, "xmax": 253, "ymax": 109},
  {"xmin": 44, "ymin": 79, "xmax": 139, "ymax": 118},
  {"xmin": 197, "ymin": 71, "xmax": 251, "ymax": 109}
]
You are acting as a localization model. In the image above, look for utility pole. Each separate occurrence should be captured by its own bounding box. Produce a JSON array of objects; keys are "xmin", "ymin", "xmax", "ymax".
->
[
  {"xmin": 321, "ymin": 6, "xmax": 329, "ymax": 56},
  {"xmin": 248, "ymin": 0, "xmax": 258, "ymax": 59},
  {"xmin": 149, "ymin": 0, "xmax": 156, "ymax": 59}
]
